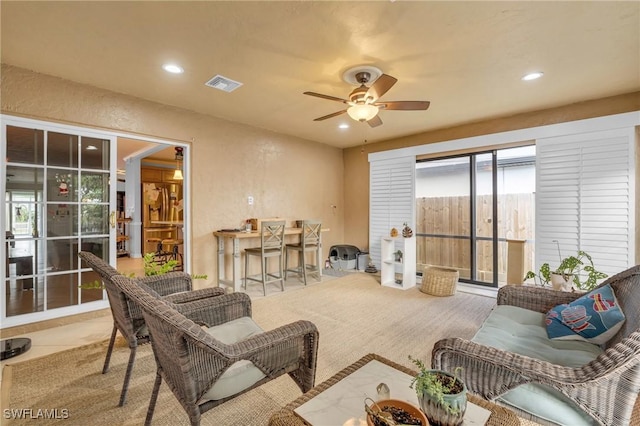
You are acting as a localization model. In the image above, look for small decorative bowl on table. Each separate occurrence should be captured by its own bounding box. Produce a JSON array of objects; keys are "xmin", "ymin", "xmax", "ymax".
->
[{"xmin": 366, "ymin": 398, "xmax": 429, "ymax": 426}]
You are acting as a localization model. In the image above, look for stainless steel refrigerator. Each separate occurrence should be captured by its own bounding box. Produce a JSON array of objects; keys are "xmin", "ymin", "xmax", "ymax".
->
[{"xmin": 142, "ymin": 182, "xmax": 183, "ymax": 252}]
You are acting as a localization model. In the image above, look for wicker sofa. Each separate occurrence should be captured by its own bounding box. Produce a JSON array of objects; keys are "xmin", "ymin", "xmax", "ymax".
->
[{"xmin": 432, "ymin": 265, "xmax": 640, "ymax": 426}]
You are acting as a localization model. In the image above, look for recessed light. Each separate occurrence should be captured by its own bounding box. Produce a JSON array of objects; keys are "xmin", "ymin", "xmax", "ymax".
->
[
  {"xmin": 162, "ymin": 63, "xmax": 184, "ymax": 74},
  {"xmin": 86, "ymin": 145, "xmax": 98, "ymax": 150},
  {"xmin": 338, "ymin": 123, "xmax": 350, "ymax": 129},
  {"xmin": 522, "ymin": 72, "xmax": 544, "ymax": 81}
]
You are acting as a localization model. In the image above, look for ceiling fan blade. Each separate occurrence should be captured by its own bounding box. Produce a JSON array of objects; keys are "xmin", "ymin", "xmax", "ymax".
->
[
  {"xmin": 376, "ymin": 101, "xmax": 430, "ymax": 111},
  {"xmin": 303, "ymin": 91, "xmax": 349, "ymax": 104},
  {"xmin": 366, "ymin": 74, "xmax": 397, "ymax": 101},
  {"xmin": 367, "ymin": 115, "xmax": 383, "ymax": 128},
  {"xmin": 313, "ymin": 110, "xmax": 347, "ymax": 121}
]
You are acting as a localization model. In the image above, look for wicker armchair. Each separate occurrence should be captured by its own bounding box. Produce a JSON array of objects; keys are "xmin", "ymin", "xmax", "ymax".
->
[
  {"xmin": 78, "ymin": 251, "xmax": 225, "ymax": 406},
  {"xmin": 110, "ymin": 274, "xmax": 319, "ymax": 426},
  {"xmin": 432, "ymin": 265, "xmax": 640, "ymax": 426}
]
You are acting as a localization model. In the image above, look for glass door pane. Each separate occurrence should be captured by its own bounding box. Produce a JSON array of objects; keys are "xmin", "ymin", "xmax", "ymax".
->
[
  {"xmin": 474, "ymin": 153, "xmax": 495, "ymax": 285},
  {"xmin": 81, "ymin": 137, "xmax": 109, "ymax": 169},
  {"xmin": 6, "ymin": 126, "xmax": 44, "ymax": 165},
  {"xmin": 497, "ymin": 146, "xmax": 536, "ymax": 285},
  {"xmin": 48, "ymin": 132, "xmax": 79, "ymax": 168},
  {"xmin": 416, "ymin": 157, "xmax": 471, "ymax": 280}
]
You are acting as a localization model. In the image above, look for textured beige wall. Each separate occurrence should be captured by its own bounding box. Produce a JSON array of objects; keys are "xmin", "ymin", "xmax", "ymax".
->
[
  {"xmin": 344, "ymin": 92, "xmax": 640, "ymax": 252},
  {"xmin": 1, "ymin": 64, "xmax": 345, "ymax": 283}
]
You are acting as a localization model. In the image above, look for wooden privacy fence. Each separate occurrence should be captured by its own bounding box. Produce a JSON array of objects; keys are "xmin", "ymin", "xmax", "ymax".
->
[{"xmin": 416, "ymin": 194, "xmax": 535, "ymax": 284}]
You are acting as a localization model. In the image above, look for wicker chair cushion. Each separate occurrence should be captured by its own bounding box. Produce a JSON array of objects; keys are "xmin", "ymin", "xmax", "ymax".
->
[
  {"xmin": 545, "ymin": 284, "xmax": 625, "ymax": 344},
  {"xmin": 200, "ymin": 317, "xmax": 267, "ymax": 401},
  {"xmin": 205, "ymin": 316, "xmax": 264, "ymax": 344},
  {"xmin": 473, "ymin": 305, "xmax": 602, "ymax": 425}
]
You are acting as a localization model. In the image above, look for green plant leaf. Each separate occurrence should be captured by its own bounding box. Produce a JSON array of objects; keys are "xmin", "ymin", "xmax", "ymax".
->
[
  {"xmin": 191, "ymin": 274, "xmax": 208, "ymax": 280},
  {"xmin": 78, "ymin": 279, "xmax": 104, "ymax": 290},
  {"xmin": 540, "ymin": 263, "xmax": 551, "ymax": 283},
  {"xmin": 541, "ymin": 249, "xmax": 607, "ymax": 290}
]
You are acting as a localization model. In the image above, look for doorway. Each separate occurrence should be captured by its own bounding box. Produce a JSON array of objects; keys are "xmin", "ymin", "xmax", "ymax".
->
[{"xmin": 115, "ymin": 139, "xmax": 188, "ymax": 279}]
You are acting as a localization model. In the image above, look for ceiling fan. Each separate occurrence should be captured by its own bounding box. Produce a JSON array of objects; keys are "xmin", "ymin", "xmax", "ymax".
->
[{"xmin": 303, "ymin": 67, "xmax": 430, "ymax": 127}]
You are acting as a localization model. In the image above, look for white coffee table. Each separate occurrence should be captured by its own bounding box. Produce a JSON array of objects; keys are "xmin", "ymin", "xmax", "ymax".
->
[{"xmin": 294, "ymin": 359, "xmax": 419, "ymax": 425}]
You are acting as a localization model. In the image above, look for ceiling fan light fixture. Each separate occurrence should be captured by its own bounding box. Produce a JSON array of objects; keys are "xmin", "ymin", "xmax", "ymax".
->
[{"xmin": 347, "ymin": 104, "xmax": 379, "ymax": 122}]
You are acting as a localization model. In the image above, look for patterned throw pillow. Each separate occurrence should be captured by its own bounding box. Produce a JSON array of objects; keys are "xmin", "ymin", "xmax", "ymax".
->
[{"xmin": 546, "ymin": 284, "xmax": 625, "ymax": 345}]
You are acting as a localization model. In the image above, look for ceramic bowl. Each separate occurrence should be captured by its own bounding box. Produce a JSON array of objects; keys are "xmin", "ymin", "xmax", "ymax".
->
[{"xmin": 366, "ymin": 398, "xmax": 429, "ymax": 426}]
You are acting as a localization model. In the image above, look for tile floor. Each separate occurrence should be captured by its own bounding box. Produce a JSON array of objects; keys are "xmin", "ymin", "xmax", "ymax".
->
[{"xmin": 1, "ymin": 314, "xmax": 113, "ymax": 365}]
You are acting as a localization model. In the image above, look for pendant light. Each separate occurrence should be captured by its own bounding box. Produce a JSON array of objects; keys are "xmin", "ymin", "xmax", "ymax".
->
[{"xmin": 173, "ymin": 147, "xmax": 184, "ymax": 180}]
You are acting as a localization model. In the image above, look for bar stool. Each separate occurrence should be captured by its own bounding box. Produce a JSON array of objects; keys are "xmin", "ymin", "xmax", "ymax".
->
[
  {"xmin": 285, "ymin": 220, "xmax": 322, "ymax": 286},
  {"xmin": 161, "ymin": 238, "xmax": 183, "ymax": 271},
  {"xmin": 244, "ymin": 220, "xmax": 286, "ymax": 296},
  {"xmin": 146, "ymin": 237, "xmax": 163, "ymax": 255},
  {"xmin": 149, "ymin": 238, "xmax": 171, "ymax": 268}
]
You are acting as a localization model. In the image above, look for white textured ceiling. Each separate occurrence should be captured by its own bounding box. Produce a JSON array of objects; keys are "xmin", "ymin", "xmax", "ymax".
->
[{"xmin": 2, "ymin": 1, "xmax": 639, "ymax": 148}]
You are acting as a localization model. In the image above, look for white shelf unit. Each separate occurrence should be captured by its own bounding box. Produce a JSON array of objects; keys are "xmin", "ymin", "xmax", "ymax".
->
[{"xmin": 380, "ymin": 236, "xmax": 416, "ymax": 289}]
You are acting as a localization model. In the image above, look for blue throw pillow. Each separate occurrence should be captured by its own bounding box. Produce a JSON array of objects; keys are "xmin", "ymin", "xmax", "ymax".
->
[{"xmin": 546, "ymin": 284, "xmax": 625, "ymax": 344}]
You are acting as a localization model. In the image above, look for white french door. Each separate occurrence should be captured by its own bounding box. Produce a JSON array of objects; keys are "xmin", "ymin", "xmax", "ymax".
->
[{"xmin": 1, "ymin": 115, "xmax": 116, "ymax": 327}]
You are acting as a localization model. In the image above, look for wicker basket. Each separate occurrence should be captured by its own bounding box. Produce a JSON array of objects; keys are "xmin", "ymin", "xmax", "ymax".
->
[{"xmin": 421, "ymin": 266, "xmax": 459, "ymax": 296}]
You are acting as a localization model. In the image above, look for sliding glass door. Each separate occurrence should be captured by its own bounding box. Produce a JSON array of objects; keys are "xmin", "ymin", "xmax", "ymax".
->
[
  {"xmin": 2, "ymin": 117, "xmax": 115, "ymax": 323},
  {"xmin": 416, "ymin": 146, "xmax": 535, "ymax": 287}
]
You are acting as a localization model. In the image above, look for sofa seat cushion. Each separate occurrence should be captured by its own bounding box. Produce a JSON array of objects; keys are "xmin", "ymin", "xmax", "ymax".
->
[
  {"xmin": 200, "ymin": 317, "xmax": 266, "ymax": 402},
  {"xmin": 472, "ymin": 305, "xmax": 603, "ymax": 425}
]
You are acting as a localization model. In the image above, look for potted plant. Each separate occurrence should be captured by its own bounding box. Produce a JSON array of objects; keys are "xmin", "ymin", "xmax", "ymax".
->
[
  {"xmin": 409, "ymin": 356, "xmax": 466, "ymax": 426},
  {"xmin": 394, "ymin": 250, "xmax": 403, "ymax": 263},
  {"xmin": 524, "ymin": 249, "xmax": 607, "ymax": 291}
]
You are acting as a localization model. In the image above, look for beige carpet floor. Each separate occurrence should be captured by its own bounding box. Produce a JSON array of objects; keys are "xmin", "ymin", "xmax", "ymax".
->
[{"xmin": 2, "ymin": 273, "xmax": 529, "ymax": 425}]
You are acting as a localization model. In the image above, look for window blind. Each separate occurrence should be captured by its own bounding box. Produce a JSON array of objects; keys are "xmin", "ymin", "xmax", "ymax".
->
[
  {"xmin": 536, "ymin": 128, "xmax": 635, "ymax": 279},
  {"xmin": 369, "ymin": 156, "xmax": 416, "ymax": 268}
]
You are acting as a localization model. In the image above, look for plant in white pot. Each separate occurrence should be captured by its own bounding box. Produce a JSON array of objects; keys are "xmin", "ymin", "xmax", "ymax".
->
[
  {"xmin": 409, "ymin": 356, "xmax": 466, "ymax": 426},
  {"xmin": 524, "ymin": 249, "xmax": 607, "ymax": 292}
]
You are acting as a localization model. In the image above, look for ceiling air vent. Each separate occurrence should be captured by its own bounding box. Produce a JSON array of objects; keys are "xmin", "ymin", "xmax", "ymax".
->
[{"xmin": 204, "ymin": 75, "xmax": 243, "ymax": 92}]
